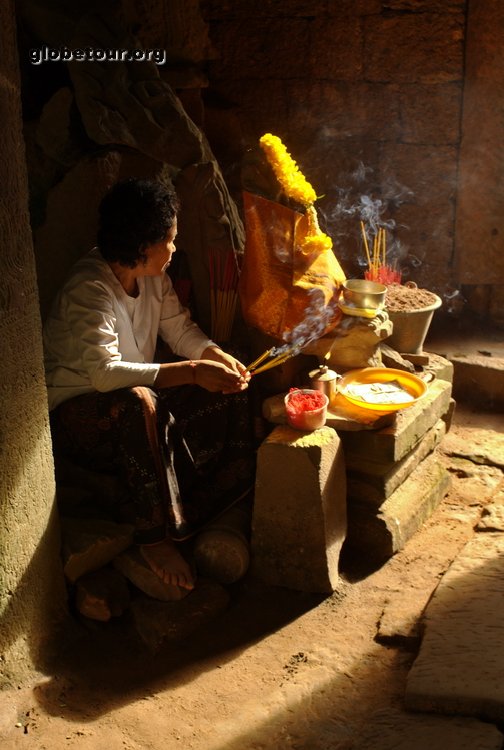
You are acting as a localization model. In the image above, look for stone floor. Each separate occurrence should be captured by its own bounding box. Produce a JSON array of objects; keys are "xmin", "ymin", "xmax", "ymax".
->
[{"xmin": 2, "ymin": 311, "xmax": 504, "ymax": 750}]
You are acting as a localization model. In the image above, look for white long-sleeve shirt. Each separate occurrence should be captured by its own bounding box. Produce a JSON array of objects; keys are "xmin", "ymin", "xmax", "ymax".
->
[{"xmin": 43, "ymin": 248, "xmax": 214, "ymax": 410}]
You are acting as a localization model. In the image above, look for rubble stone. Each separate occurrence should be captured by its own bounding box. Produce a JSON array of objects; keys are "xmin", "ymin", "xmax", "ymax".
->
[
  {"xmin": 74, "ymin": 567, "xmax": 130, "ymax": 622},
  {"xmin": 376, "ymin": 588, "xmax": 426, "ymax": 646},
  {"xmin": 61, "ymin": 518, "xmax": 134, "ymax": 583},
  {"xmin": 69, "ymin": 13, "xmax": 205, "ymax": 166},
  {"xmin": 477, "ymin": 504, "xmax": 504, "ymax": 532},
  {"xmin": 130, "ymin": 579, "xmax": 230, "ymax": 651},
  {"xmin": 252, "ymin": 425, "xmax": 347, "ymax": 593},
  {"xmin": 424, "ymin": 352, "xmax": 455, "ymax": 382}
]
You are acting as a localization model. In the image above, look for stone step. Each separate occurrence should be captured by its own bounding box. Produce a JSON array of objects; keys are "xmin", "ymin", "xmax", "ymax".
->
[
  {"xmin": 340, "ymin": 378, "xmax": 453, "ymax": 465},
  {"xmin": 347, "ymin": 419, "xmax": 446, "ymax": 505},
  {"xmin": 405, "ymin": 530, "xmax": 504, "ymax": 721},
  {"xmin": 252, "ymin": 424, "xmax": 347, "ymax": 593},
  {"xmin": 345, "ymin": 452, "xmax": 451, "ymax": 563}
]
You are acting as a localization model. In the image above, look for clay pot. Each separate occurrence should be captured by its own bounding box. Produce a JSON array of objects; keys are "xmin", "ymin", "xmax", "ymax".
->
[{"xmin": 387, "ymin": 294, "xmax": 442, "ymax": 355}]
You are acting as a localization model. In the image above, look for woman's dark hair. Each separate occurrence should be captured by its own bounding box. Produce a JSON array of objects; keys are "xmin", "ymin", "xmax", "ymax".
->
[{"xmin": 97, "ymin": 178, "xmax": 180, "ymax": 268}]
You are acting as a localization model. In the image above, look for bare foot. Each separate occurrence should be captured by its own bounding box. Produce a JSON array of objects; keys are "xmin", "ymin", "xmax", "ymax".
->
[{"xmin": 140, "ymin": 540, "xmax": 195, "ymax": 590}]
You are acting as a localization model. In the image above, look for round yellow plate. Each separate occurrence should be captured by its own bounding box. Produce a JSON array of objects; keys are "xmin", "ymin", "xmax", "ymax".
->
[{"xmin": 338, "ymin": 367, "xmax": 428, "ymax": 413}]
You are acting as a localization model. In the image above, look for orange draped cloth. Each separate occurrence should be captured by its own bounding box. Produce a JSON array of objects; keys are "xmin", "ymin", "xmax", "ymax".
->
[{"xmin": 239, "ymin": 191, "xmax": 346, "ymax": 342}]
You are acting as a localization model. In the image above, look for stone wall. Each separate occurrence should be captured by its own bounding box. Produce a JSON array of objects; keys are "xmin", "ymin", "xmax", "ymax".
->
[
  {"xmin": 454, "ymin": 0, "xmax": 504, "ymax": 327},
  {"xmin": 17, "ymin": 0, "xmax": 504, "ymax": 326},
  {"xmin": 200, "ymin": 0, "xmax": 503, "ymax": 323},
  {"xmin": 0, "ymin": 0, "xmax": 66, "ymax": 687}
]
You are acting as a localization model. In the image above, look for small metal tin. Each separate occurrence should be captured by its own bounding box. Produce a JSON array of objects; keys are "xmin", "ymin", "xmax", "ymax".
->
[{"xmin": 309, "ymin": 364, "xmax": 340, "ymax": 405}]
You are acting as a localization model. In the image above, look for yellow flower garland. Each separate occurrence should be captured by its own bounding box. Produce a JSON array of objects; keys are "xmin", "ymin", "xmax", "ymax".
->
[
  {"xmin": 259, "ymin": 133, "xmax": 317, "ymax": 207},
  {"xmin": 259, "ymin": 133, "xmax": 333, "ymax": 253}
]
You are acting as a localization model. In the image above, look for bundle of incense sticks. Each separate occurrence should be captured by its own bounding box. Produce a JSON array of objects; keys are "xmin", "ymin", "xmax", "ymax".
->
[
  {"xmin": 208, "ymin": 248, "xmax": 239, "ymax": 342},
  {"xmin": 360, "ymin": 221, "xmax": 402, "ymax": 285},
  {"xmin": 246, "ymin": 346, "xmax": 298, "ymax": 376}
]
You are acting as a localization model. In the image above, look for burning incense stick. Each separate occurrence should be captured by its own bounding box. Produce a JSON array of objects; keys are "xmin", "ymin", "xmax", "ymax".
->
[
  {"xmin": 249, "ymin": 350, "xmax": 296, "ymax": 376},
  {"xmin": 360, "ymin": 223, "xmax": 402, "ymax": 285},
  {"xmin": 246, "ymin": 348, "xmax": 274, "ymax": 372},
  {"xmin": 246, "ymin": 346, "xmax": 298, "ymax": 376},
  {"xmin": 360, "ymin": 220, "xmax": 372, "ymax": 269}
]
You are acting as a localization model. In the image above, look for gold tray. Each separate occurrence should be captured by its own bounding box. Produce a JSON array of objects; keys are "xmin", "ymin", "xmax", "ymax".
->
[{"xmin": 338, "ymin": 367, "xmax": 428, "ymax": 413}]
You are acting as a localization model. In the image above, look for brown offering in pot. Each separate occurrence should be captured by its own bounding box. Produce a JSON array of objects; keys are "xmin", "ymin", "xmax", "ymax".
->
[{"xmin": 385, "ymin": 283, "xmax": 439, "ymax": 312}]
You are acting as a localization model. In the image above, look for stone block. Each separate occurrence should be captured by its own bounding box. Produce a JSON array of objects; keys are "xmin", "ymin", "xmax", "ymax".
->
[
  {"xmin": 380, "ymin": 344, "xmax": 416, "ymax": 372},
  {"xmin": 424, "ymin": 352, "xmax": 454, "ymax": 383},
  {"xmin": 252, "ymin": 425, "xmax": 347, "ymax": 593},
  {"xmin": 345, "ymin": 453, "xmax": 451, "ymax": 563},
  {"xmin": 113, "ymin": 548, "xmax": 189, "ymax": 602},
  {"xmin": 354, "ymin": 708, "xmax": 503, "ymax": 750},
  {"xmin": 61, "ymin": 518, "xmax": 135, "ymax": 583},
  {"xmin": 376, "ymin": 589, "xmax": 425, "ymax": 647},
  {"xmin": 341, "ymin": 378, "xmax": 452, "ymax": 465},
  {"xmin": 74, "ymin": 567, "xmax": 130, "ymax": 622},
  {"xmin": 442, "ymin": 397, "xmax": 457, "ymax": 432},
  {"xmin": 347, "ymin": 419, "xmax": 446, "ymax": 505},
  {"xmin": 477, "ymin": 504, "xmax": 504, "ymax": 532},
  {"xmin": 130, "ymin": 579, "xmax": 230, "ymax": 651},
  {"xmin": 449, "ymin": 354, "xmax": 504, "ymax": 409},
  {"xmin": 406, "ymin": 533, "xmax": 504, "ymax": 721}
]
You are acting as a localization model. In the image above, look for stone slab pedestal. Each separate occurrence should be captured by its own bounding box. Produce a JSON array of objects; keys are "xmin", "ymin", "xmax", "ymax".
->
[
  {"xmin": 252, "ymin": 425, "xmax": 346, "ymax": 593},
  {"xmin": 341, "ymin": 378, "xmax": 453, "ymax": 465},
  {"xmin": 340, "ymin": 374, "xmax": 453, "ymax": 563},
  {"xmin": 347, "ymin": 419, "xmax": 447, "ymax": 505},
  {"xmin": 345, "ymin": 453, "xmax": 451, "ymax": 564}
]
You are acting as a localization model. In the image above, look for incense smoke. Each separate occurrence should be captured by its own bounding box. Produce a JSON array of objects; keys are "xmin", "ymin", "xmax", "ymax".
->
[
  {"xmin": 322, "ymin": 162, "xmax": 415, "ymax": 271},
  {"xmin": 273, "ymin": 288, "xmax": 338, "ymax": 355}
]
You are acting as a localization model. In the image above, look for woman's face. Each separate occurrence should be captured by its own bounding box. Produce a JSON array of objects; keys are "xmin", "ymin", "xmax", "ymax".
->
[{"xmin": 143, "ymin": 217, "xmax": 177, "ymax": 275}]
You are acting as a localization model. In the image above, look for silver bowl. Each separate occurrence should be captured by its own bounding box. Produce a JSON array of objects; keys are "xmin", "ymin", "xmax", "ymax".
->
[{"xmin": 342, "ymin": 279, "xmax": 387, "ymax": 310}]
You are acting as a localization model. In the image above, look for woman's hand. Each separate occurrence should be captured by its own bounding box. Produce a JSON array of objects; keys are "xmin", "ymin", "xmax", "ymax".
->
[
  {"xmin": 193, "ymin": 359, "xmax": 247, "ymax": 393},
  {"xmin": 200, "ymin": 346, "xmax": 250, "ymax": 393},
  {"xmin": 154, "ymin": 347, "xmax": 250, "ymax": 392}
]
